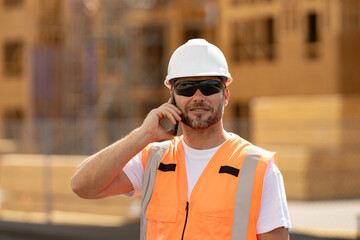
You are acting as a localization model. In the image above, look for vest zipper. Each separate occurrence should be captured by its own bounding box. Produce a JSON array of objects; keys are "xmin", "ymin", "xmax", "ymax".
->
[{"xmin": 181, "ymin": 202, "xmax": 189, "ymax": 240}]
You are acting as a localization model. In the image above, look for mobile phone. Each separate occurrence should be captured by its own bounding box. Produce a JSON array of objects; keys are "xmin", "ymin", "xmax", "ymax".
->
[{"xmin": 171, "ymin": 93, "xmax": 179, "ymax": 136}]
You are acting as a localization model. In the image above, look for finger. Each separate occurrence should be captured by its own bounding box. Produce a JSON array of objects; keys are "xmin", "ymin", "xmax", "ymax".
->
[
  {"xmin": 151, "ymin": 107, "xmax": 179, "ymax": 126},
  {"xmin": 156, "ymin": 105, "xmax": 180, "ymax": 125},
  {"xmin": 159, "ymin": 103, "xmax": 181, "ymax": 116},
  {"xmin": 163, "ymin": 111, "xmax": 180, "ymax": 125},
  {"xmin": 164, "ymin": 102, "xmax": 182, "ymax": 115},
  {"xmin": 162, "ymin": 106, "xmax": 182, "ymax": 122}
]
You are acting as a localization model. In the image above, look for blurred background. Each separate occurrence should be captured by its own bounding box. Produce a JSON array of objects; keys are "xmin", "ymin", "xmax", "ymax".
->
[{"xmin": 0, "ymin": 0, "xmax": 360, "ymax": 239}]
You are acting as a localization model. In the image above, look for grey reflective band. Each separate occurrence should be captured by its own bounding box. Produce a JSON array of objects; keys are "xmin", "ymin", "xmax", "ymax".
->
[
  {"xmin": 231, "ymin": 145, "xmax": 268, "ymax": 240},
  {"xmin": 140, "ymin": 141, "xmax": 171, "ymax": 240}
]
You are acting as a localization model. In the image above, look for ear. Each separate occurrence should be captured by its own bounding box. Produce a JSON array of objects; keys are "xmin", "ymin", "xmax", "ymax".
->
[{"xmin": 224, "ymin": 88, "xmax": 230, "ymax": 107}]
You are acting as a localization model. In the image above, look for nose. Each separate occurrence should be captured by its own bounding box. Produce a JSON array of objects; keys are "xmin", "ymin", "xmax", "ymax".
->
[{"xmin": 192, "ymin": 88, "xmax": 205, "ymax": 101}]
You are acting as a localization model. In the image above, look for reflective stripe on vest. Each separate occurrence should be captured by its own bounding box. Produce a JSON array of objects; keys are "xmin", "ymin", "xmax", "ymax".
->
[
  {"xmin": 232, "ymin": 145, "xmax": 269, "ymax": 240},
  {"xmin": 140, "ymin": 136, "xmax": 275, "ymax": 240},
  {"xmin": 140, "ymin": 141, "xmax": 171, "ymax": 240}
]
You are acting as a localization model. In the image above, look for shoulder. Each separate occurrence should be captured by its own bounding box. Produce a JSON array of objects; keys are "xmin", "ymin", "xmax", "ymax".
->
[
  {"xmin": 225, "ymin": 134, "xmax": 277, "ymax": 164},
  {"xmin": 149, "ymin": 140, "xmax": 172, "ymax": 150},
  {"xmin": 142, "ymin": 139, "xmax": 176, "ymax": 168},
  {"xmin": 246, "ymin": 144, "xmax": 277, "ymax": 166}
]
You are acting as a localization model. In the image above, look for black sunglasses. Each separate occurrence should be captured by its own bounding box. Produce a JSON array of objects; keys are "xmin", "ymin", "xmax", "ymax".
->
[{"xmin": 172, "ymin": 79, "xmax": 225, "ymax": 97}]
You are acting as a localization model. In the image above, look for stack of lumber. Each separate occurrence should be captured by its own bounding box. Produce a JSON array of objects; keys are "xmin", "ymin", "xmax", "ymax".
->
[{"xmin": 251, "ymin": 94, "xmax": 360, "ymax": 200}]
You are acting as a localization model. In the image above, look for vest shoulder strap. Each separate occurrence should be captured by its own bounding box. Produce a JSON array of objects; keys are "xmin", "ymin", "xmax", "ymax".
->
[
  {"xmin": 140, "ymin": 140, "xmax": 171, "ymax": 240},
  {"xmin": 232, "ymin": 144, "xmax": 273, "ymax": 239}
]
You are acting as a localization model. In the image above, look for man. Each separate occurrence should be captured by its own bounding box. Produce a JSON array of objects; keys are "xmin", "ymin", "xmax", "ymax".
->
[{"xmin": 71, "ymin": 39, "xmax": 291, "ymax": 239}]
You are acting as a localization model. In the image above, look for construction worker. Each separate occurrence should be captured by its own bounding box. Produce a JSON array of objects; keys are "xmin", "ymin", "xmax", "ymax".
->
[{"xmin": 71, "ymin": 39, "xmax": 291, "ymax": 239}]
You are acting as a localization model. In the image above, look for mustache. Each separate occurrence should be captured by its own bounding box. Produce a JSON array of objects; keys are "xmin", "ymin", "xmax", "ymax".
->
[{"xmin": 184, "ymin": 103, "xmax": 213, "ymax": 112}]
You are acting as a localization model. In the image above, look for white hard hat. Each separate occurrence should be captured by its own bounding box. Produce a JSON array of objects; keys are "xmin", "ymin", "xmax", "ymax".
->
[{"xmin": 164, "ymin": 39, "xmax": 232, "ymax": 88}]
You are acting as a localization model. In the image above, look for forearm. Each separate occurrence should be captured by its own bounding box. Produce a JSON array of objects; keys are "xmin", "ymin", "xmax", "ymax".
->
[
  {"xmin": 71, "ymin": 100, "xmax": 181, "ymax": 199},
  {"xmin": 71, "ymin": 127, "xmax": 152, "ymax": 198}
]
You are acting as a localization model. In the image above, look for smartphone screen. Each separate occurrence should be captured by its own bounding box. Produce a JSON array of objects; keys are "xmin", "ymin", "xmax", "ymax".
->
[{"xmin": 171, "ymin": 94, "xmax": 179, "ymax": 136}]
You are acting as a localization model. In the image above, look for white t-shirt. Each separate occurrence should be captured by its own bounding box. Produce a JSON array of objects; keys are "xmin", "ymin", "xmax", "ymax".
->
[{"xmin": 123, "ymin": 139, "xmax": 292, "ymax": 234}]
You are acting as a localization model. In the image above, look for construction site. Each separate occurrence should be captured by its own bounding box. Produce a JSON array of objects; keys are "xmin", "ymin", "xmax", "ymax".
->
[{"xmin": 0, "ymin": 0, "xmax": 360, "ymax": 239}]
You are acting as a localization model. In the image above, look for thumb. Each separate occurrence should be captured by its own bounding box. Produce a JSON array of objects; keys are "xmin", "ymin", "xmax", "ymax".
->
[{"xmin": 164, "ymin": 129, "xmax": 175, "ymax": 139}]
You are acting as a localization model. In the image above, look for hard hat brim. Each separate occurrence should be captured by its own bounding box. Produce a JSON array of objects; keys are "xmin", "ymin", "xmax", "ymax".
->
[{"xmin": 164, "ymin": 74, "xmax": 232, "ymax": 89}]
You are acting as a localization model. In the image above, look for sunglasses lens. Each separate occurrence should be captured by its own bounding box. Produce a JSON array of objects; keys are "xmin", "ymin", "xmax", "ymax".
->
[
  {"xmin": 173, "ymin": 82, "xmax": 197, "ymax": 97},
  {"xmin": 199, "ymin": 83, "xmax": 223, "ymax": 96},
  {"xmin": 173, "ymin": 80, "xmax": 224, "ymax": 97}
]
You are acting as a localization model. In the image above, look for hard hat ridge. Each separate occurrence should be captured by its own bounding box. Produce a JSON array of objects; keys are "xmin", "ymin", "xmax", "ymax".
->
[{"xmin": 164, "ymin": 39, "xmax": 232, "ymax": 88}]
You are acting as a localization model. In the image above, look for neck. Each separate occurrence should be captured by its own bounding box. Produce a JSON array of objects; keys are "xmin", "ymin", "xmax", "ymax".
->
[{"xmin": 181, "ymin": 121, "xmax": 230, "ymax": 150}]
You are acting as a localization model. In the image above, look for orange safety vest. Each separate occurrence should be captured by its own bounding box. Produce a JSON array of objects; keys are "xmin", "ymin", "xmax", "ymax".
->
[{"xmin": 139, "ymin": 135, "xmax": 277, "ymax": 240}]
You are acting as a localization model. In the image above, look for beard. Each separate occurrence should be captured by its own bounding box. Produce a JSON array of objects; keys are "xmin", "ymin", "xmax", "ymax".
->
[{"xmin": 181, "ymin": 100, "xmax": 224, "ymax": 129}]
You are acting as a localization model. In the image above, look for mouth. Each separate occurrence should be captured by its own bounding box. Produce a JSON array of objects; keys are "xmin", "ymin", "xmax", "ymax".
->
[
  {"xmin": 190, "ymin": 107, "xmax": 209, "ymax": 112},
  {"xmin": 185, "ymin": 103, "xmax": 212, "ymax": 115}
]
